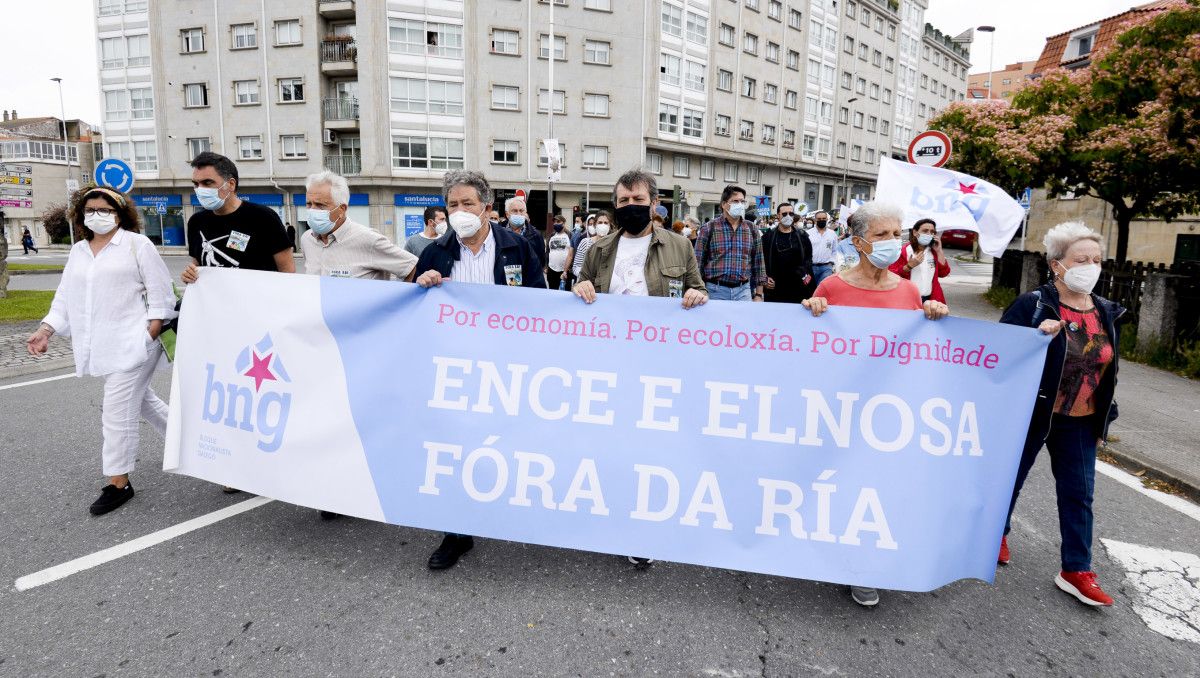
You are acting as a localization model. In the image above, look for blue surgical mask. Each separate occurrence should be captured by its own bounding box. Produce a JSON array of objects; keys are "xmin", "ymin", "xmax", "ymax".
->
[
  {"xmin": 864, "ymin": 238, "xmax": 903, "ymax": 269},
  {"xmin": 194, "ymin": 181, "xmax": 229, "ymax": 211},
  {"xmin": 729, "ymin": 202, "xmax": 747, "ymax": 218},
  {"xmin": 509, "ymin": 214, "xmax": 527, "ymax": 227},
  {"xmin": 308, "ymin": 209, "xmax": 336, "ymax": 235},
  {"xmin": 917, "ymin": 233, "xmax": 934, "ymax": 247}
]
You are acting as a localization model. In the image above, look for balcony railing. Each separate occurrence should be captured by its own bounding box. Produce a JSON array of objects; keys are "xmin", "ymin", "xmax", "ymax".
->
[
  {"xmin": 320, "ymin": 39, "xmax": 357, "ymax": 63},
  {"xmin": 322, "ymin": 97, "xmax": 359, "ymax": 121},
  {"xmin": 324, "ymin": 154, "xmax": 361, "ymax": 175}
]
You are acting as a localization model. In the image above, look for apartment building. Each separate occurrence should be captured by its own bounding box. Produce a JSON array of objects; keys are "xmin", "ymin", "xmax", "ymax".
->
[
  {"xmin": 93, "ymin": 0, "xmax": 968, "ymax": 246},
  {"xmin": 0, "ymin": 113, "xmax": 101, "ymax": 247},
  {"xmin": 965, "ymin": 61, "xmax": 1036, "ymax": 101}
]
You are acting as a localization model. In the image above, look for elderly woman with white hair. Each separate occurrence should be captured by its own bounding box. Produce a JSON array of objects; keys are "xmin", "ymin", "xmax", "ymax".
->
[
  {"xmin": 998, "ymin": 221, "xmax": 1123, "ymax": 608},
  {"xmin": 299, "ymin": 170, "xmax": 417, "ymax": 281},
  {"xmin": 807, "ymin": 201, "xmax": 950, "ymax": 320},
  {"xmin": 803, "ymin": 201, "xmax": 948, "ymax": 608}
]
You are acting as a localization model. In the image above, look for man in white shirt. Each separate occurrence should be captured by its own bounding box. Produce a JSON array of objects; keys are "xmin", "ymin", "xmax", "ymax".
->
[
  {"xmin": 807, "ymin": 211, "xmax": 839, "ymax": 285},
  {"xmin": 412, "ymin": 169, "xmax": 546, "ymax": 571},
  {"xmin": 300, "ymin": 171, "xmax": 416, "ymax": 282}
]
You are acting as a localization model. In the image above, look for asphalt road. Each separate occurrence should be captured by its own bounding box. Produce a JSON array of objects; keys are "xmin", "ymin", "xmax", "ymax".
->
[
  {"xmin": 2, "ymin": 362, "xmax": 1198, "ymax": 676},
  {"xmin": 5, "ymin": 252, "xmax": 194, "ymax": 292}
]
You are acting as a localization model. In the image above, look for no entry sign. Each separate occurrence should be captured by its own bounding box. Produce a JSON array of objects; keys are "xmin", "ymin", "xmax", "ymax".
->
[{"xmin": 907, "ymin": 130, "xmax": 952, "ymax": 168}]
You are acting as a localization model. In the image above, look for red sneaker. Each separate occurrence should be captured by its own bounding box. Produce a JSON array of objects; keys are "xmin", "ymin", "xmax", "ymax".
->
[
  {"xmin": 998, "ymin": 536, "xmax": 1010, "ymax": 565},
  {"xmin": 1055, "ymin": 571, "xmax": 1114, "ymax": 607}
]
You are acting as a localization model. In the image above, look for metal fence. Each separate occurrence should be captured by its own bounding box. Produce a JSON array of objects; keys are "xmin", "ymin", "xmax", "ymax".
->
[
  {"xmin": 322, "ymin": 97, "xmax": 359, "ymax": 121},
  {"xmin": 319, "ymin": 39, "xmax": 356, "ymax": 63},
  {"xmin": 323, "ymin": 154, "xmax": 361, "ymax": 176}
]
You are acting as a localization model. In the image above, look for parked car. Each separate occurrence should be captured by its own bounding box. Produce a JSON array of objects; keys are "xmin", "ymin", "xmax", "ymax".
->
[{"xmin": 940, "ymin": 229, "xmax": 977, "ymax": 249}]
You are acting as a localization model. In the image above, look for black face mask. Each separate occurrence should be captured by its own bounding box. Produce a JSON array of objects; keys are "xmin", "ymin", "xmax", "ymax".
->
[
  {"xmin": 615, "ymin": 204, "xmax": 652, "ymax": 233},
  {"xmin": 816, "ymin": 220, "xmax": 828, "ymax": 229},
  {"xmin": 554, "ymin": 223, "xmax": 564, "ymax": 232}
]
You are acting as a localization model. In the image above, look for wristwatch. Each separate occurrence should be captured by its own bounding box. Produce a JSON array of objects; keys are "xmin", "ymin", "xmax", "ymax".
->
[{"xmin": 753, "ymin": 293, "xmax": 764, "ymax": 300}]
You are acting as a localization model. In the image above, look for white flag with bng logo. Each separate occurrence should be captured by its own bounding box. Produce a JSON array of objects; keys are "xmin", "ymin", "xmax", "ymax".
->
[{"xmin": 875, "ymin": 157, "xmax": 1026, "ymax": 257}]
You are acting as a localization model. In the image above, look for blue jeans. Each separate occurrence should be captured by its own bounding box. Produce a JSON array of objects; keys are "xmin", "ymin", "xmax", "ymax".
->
[
  {"xmin": 1005, "ymin": 415, "xmax": 1097, "ymax": 571},
  {"xmin": 705, "ymin": 281, "xmax": 752, "ymax": 301},
  {"xmin": 812, "ymin": 263, "xmax": 835, "ymax": 285}
]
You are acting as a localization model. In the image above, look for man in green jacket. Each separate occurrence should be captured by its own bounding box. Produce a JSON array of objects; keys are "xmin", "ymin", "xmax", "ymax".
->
[{"xmin": 573, "ymin": 168, "xmax": 707, "ymax": 309}]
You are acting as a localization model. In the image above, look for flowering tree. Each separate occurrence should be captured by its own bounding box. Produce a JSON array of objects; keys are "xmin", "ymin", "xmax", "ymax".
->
[{"xmin": 932, "ymin": 1, "xmax": 1200, "ymax": 262}]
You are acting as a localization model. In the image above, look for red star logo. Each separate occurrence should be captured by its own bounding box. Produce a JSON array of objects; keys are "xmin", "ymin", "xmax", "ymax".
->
[
  {"xmin": 957, "ymin": 182, "xmax": 978, "ymax": 195},
  {"xmin": 243, "ymin": 351, "xmax": 277, "ymax": 392}
]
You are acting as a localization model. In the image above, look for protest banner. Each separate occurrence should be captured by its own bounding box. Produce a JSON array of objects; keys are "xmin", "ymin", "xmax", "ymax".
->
[{"xmin": 165, "ymin": 269, "xmax": 1048, "ymax": 591}]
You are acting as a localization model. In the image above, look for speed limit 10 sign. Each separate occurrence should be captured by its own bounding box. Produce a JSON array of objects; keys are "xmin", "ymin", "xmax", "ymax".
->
[{"xmin": 907, "ymin": 130, "xmax": 952, "ymax": 167}]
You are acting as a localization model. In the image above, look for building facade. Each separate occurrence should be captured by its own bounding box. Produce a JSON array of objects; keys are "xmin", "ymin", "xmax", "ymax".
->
[
  {"xmin": 93, "ymin": 0, "xmax": 968, "ymax": 247},
  {"xmin": 0, "ymin": 114, "xmax": 101, "ymax": 247},
  {"xmin": 965, "ymin": 61, "xmax": 1036, "ymax": 101}
]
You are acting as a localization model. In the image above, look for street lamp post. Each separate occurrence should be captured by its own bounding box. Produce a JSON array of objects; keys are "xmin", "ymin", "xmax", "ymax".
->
[
  {"xmin": 840, "ymin": 97, "xmax": 859, "ymax": 205},
  {"xmin": 50, "ymin": 77, "xmax": 75, "ymax": 245},
  {"xmin": 977, "ymin": 26, "xmax": 996, "ymax": 100}
]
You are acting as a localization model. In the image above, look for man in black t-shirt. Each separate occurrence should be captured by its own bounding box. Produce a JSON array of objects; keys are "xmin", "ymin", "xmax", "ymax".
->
[{"xmin": 181, "ymin": 152, "xmax": 295, "ymax": 283}]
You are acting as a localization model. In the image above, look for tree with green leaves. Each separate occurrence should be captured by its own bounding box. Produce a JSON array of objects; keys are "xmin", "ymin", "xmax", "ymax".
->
[{"xmin": 932, "ymin": 0, "xmax": 1200, "ymax": 262}]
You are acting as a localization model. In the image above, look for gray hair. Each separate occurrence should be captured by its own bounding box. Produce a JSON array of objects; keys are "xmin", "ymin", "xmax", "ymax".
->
[
  {"xmin": 442, "ymin": 170, "xmax": 493, "ymax": 205},
  {"xmin": 305, "ymin": 170, "xmax": 350, "ymax": 207},
  {"xmin": 611, "ymin": 167, "xmax": 658, "ymax": 205},
  {"xmin": 1044, "ymin": 221, "xmax": 1103, "ymax": 262},
  {"xmin": 504, "ymin": 196, "xmax": 526, "ymax": 212},
  {"xmin": 846, "ymin": 201, "xmax": 905, "ymax": 239}
]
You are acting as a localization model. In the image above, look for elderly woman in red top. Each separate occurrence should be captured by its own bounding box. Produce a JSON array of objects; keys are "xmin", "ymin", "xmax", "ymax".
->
[
  {"xmin": 889, "ymin": 218, "xmax": 951, "ymax": 303},
  {"xmin": 802, "ymin": 201, "xmax": 949, "ymax": 609}
]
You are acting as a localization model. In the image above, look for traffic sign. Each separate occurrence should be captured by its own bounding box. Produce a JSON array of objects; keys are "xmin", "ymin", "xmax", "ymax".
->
[
  {"xmin": 515, "ymin": 189, "xmax": 527, "ymax": 201},
  {"xmin": 1018, "ymin": 187, "xmax": 1032, "ymax": 210},
  {"xmin": 94, "ymin": 158, "xmax": 135, "ymax": 193},
  {"xmin": 907, "ymin": 130, "xmax": 952, "ymax": 168},
  {"xmin": 155, "ymin": 203, "xmax": 167, "ymax": 215}
]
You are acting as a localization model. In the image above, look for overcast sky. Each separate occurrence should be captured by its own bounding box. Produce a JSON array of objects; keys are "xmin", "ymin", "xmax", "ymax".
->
[
  {"xmin": 923, "ymin": 0, "xmax": 1148, "ymax": 74},
  {"xmin": 0, "ymin": 0, "xmax": 1148, "ymax": 128}
]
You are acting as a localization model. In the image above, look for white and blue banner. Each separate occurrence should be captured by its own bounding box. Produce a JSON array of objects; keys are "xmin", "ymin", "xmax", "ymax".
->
[{"xmin": 165, "ymin": 269, "xmax": 1049, "ymax": 591}]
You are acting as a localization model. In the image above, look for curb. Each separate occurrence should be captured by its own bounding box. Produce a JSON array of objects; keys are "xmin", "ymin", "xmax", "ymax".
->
[
  {"xmin": 7, "ymin": 269, "xmax": 63, "ymax": 276},
  {"xmin": 1101, "ymin": 442, "xmax": 1200, "ymax": 504},
  {"xmin": 0, "ymin": 357, "xmax": 74, "ymax": 381}
]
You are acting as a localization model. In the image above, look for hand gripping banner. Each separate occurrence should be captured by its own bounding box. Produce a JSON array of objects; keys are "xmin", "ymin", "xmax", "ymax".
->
[{"xmin": 165, "ymin": 269, "xmax": 1049, "ymax": 591}]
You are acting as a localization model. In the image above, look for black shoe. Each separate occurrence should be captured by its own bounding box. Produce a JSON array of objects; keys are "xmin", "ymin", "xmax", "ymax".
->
[
  {"xmin": 318, "ymin": 510, "xmax": 343, "ymax": 521},
  {"xmin": 221, "ymin": 486, "xmax": 242, "ymax": 494},
  {"xmin": 626, "ymin": 556, "xmax": 655, "ymax": 570},
  {"xmin": 428, "ymin": 534, "xmax": 474, "ymax": 570},
  {"xmin": 90, "ymin": 482, "xmax": 134, "ymax": 516}
]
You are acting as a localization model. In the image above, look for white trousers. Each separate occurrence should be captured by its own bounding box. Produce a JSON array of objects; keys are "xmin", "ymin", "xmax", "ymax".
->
[{"xmin": 101, "ymin": 343, "xmax": 168, "ymax": 476}]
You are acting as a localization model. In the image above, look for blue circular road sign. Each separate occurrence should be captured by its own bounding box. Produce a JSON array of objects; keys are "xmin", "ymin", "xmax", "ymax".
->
[{"xmin": 94, "ymin": 158, "xmax": 135, "ymax": 193}]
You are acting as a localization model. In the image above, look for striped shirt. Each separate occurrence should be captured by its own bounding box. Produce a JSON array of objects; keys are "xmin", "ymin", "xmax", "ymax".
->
[
  {"xmin": 301, "ymin": 220, "xmax": 417, "ymax": 280},
  {"xmin": 571, "ymin": 237, "xmax": 597, "ymax": 277},
  {"xmin": 694, "ymin": 215, "xmax": 766, "ymax": 289},
  {"xmin": 450, "ymin": 226, "xmax": 496, "ymax": 284}
]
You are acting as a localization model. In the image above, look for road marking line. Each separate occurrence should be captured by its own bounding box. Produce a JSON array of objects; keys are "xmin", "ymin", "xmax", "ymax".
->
[
  {"xmin": 14, "ymin": 496, "xmax": 274, "ymax": 592},
  {"xmin": 0, "ymin": 373, "xmax": 76, "ymax": 391},
  {"xmin": 1097, "ymin": 461, "xmax": 1200, "ymax": 523}
]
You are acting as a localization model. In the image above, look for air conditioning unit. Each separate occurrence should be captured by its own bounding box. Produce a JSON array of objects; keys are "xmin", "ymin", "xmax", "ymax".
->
[{"xmin": 322, "ymin": 129, "xmax": 339, "ymax": 145}]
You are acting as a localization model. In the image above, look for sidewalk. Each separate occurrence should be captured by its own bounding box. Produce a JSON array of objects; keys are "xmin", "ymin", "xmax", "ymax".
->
[
  {"xmin": 0, "ymin": 322, "xmax": 73, "ymax": 379},
  {"xmin": 943, "ymin": 279, "xmax": 1200, "ymax": 499}
]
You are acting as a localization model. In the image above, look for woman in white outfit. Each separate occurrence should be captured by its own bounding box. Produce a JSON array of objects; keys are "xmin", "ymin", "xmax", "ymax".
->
[{"xmin": 26, "ymin": 187, "xmax": 177, "ymax": 516}]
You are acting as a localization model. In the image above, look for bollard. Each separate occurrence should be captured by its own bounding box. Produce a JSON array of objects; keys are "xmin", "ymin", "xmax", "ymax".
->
[{"xmin": 1136, "ymin": 271, "xmax": 1179, "ymax": 351}]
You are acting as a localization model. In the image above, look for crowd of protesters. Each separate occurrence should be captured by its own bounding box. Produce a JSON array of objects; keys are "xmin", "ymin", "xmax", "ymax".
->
[{"xmin": 26, "ymin": 151, "xmax": 1122, "ymax": 610}]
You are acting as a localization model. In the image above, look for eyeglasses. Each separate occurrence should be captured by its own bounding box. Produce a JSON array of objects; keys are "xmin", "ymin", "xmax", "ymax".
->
[{"xmin": 83, "ymin": 208, "xmax": 116, "ymax": 217}]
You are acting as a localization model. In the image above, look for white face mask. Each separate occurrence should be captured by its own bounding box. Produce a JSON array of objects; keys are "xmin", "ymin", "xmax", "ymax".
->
[
  {"xmin": 594, "ymin": 223, "xmax": 611, "ymax": 237},
  {"xmin": 1058, "ymin": 262, "xmax": 1101, "ymax": 294},
  {"xmin": 780, "ymin": 215, "xmax": 794, "ymax": 226},
  {"xmin": 434, "ymin": 220, "xmax": 448, "ymax": 236},
  {"xmin": 84, "ymin": 212, "xmax": 118, "ymax": 235},
  {"xmin": 449, "ymin": 209, "xmax": 483, "ymax": 239},
  {"xmin": 682, "ymin": 227, "xmax": 693, "ymax": 238}
]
